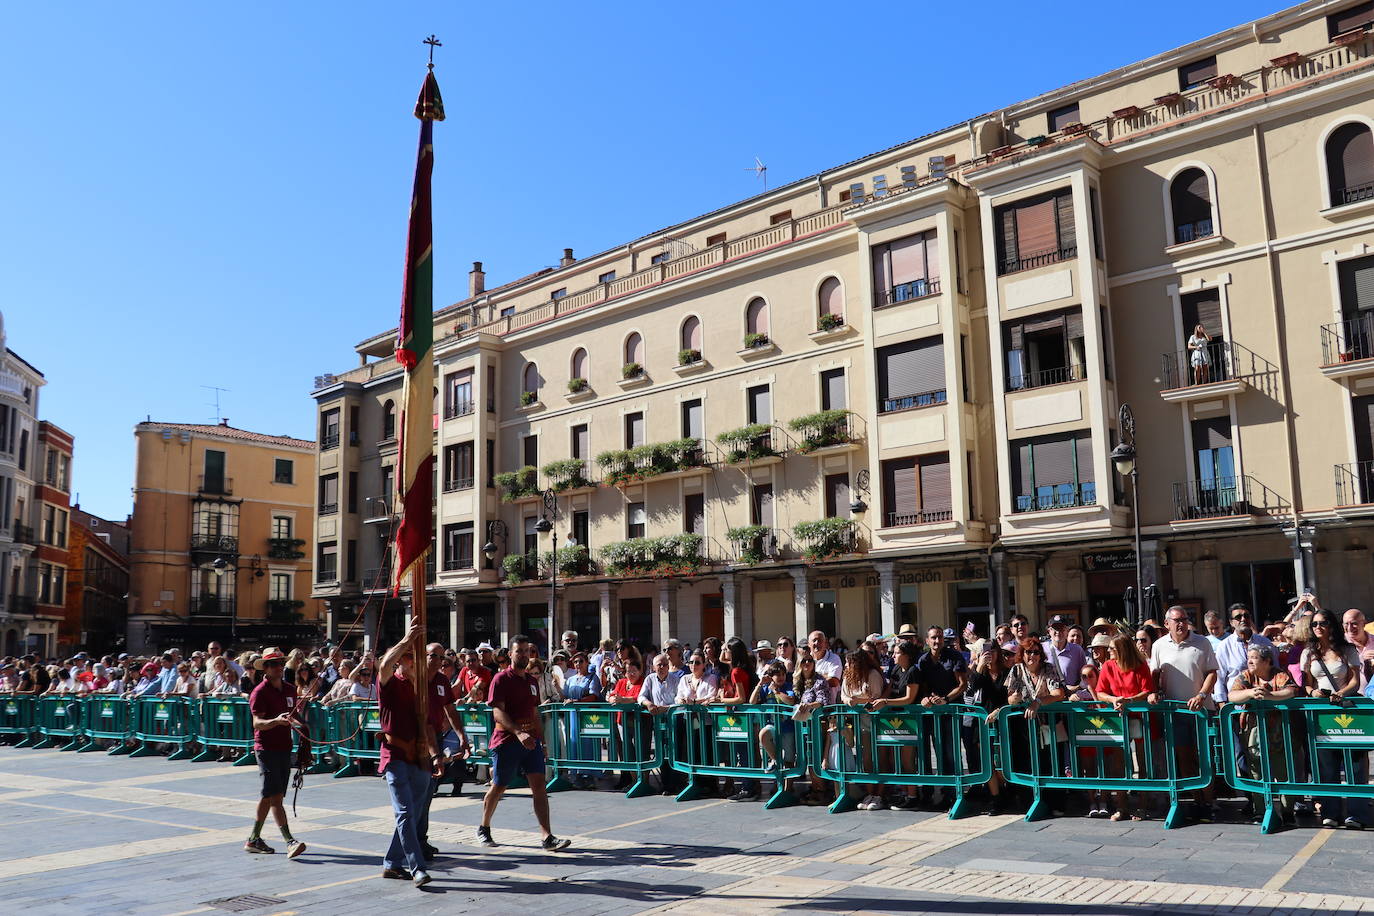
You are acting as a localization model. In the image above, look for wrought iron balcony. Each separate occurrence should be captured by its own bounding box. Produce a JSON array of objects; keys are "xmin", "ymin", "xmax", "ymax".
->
[
  {"xmin": 1335, "ymin": 182, "xmax": 1374, "ymax": 207},
  {"xmin": 998, "ymin": 245, "xmax": 1077, "ymax": 276},
  {"xmin": 189, "ymin": 534, "xmax": 239, "ymax": 555},
  {"xmin": 192, "ymin": 594, "xmax": 235, "ymax": 618},
  {"xmin": 1321, "ymin": 314, "xmax": 1374, "ymax": 365},
  {"xmin": 444, "ymin": 399, "xmax": 475, "ymax": 420},
  {"xmin": 880, "ymin": 388, "xmax": 947, "ymax": 415},
  {"xmin": 1335, "ymin": 460, "xmax": 1374, "ymax": 507},
  {"xmin": 1159, "ymin": 340, "xmax": 1267, "ymax": 391},
  {"xmin": 319, "ymin": 433, "xmax": 340, "ymax": 450},
  {"xmin": 884, "ymin": 509, "xmax": 954, "ymax": 527},
  {"xmin": 1007, "ymin": 364, "xmax": 1086, "ymax": 391},
  {"xmin": 876, "ymin": 278, "xmax": 941, "ymax": 308},
  {"xmin": 1014, "ymin": 482, "xmax": 1096, "ymax": 514},
  {"xmin": 197, "ymin": 475, "xmax": 233, "ymax": 496},
  {"xmin": 1172, "ymin": 475, "xmax": 1282, "ymax": 520}
]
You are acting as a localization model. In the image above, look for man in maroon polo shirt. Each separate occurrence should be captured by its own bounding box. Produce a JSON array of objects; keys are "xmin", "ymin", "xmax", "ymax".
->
[
  {"xmin": 476, "ymin": 634, "xmax": 571, "ymax": 851},
  {"xmin": 244, "ymin": 647, "xmax": 308, "ymax": 858},
  {"xmin": 417, "ymin": 641, "xmax": 468, "ymax": 860},
  {"xmin": 377, "ymin": 619, "xmax": 440, "ymax": 887}
]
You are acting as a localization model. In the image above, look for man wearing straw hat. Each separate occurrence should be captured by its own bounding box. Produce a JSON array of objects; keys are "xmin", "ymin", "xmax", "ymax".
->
[{"xmin": 244, "ymin": 647, "xmax": 308, "ymax": 859}]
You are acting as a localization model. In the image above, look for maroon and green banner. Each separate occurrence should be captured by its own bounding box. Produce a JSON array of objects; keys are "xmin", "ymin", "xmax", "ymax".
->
[{"xmin": 392, "ymin": 71, "xmax": 445, "ymax": 596}]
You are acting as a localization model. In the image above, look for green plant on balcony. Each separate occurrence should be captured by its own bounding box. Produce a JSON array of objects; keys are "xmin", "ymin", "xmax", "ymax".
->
[
  {"xmin": 494, "ymin": 466, "xmax": 539, "ymax": 502},
  {"xmin": 542, "ymin": 458, "xmax": 590, "ymax": 493},
  {"xmin": 816, "ymin": 313, "xmax": 844, "ymax": 332},
  {"xmin": 743, "ymin": 332, "xmax": 770, "ymax": 349},
  {"xmin": 599, "ymin": 533, "xmax": 704, "ymax": 577},
  {"xmin": 595, "ymin": 448, "xmax": 634, "ymax": 486},
  {"xmin": 726, "ymin": 524, "xmax": 770, "ymax": 565},
  {"xmin": 717, "ymin": 424, "xmax": 775, "ymax": 463},
  {"xmin": 678, "ymin": 348, "xmax": 702, "ymax": 366},
  {"xmin": 541, "ymin": 543, "xmax": 591, "ymax": 578},
  {"xmin": 502, "ymin": 552, "xmax": 535, "ymax": 586},
  {"xmin": 567, "ymin": 377, "xmax": 588, "ymax": 394},
  {"xmin": 519, "ymin": 390, "xmax": 538, "ymax": 407},
  {"xmin": 597, "ymin": 439, "xmax": 704, "ymax": 486},
  {"xmin": 266, "ymin": 598, "xmax": 305, "ymax": 622},
  {"xmin": 792, "ymin": 517, "xmax": 857, "ymax": 563},
  {"xmin": 266, "ymin": 537, "xmax": 306, "ymax": 560},
  {"xmin": 621, "ymin": 362, "xmax": 644, "ymax": 380},
  {"xmin": 787, "ymin": 409, "xmax": 853, "ymax": 453}
]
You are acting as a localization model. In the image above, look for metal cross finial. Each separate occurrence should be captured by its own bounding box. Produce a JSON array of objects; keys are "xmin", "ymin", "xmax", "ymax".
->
[{"xmin": 423, "ymin": 34, "xmax": 442, "ymax": 70}]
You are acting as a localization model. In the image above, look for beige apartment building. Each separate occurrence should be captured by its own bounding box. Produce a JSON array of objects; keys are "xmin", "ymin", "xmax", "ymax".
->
[
  {"xmin": 128, "ymin": 421, "xmax": 323, "ymax": 652},
  {"xmin": 312, "ymin": 0, "xmax": 1374, "ymax": 651}
]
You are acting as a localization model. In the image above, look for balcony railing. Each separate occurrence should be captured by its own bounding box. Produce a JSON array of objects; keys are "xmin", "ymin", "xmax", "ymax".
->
[
  {"xmin": 320, "ymin": 433, "xmax": 340, "ymax": 450},
  {"xmin": 1173, "ymin": 475, "xmax": 1283, "ymax": 520},
  {"xmin": 727, "ymin": 527, "xmax": 785, "ymax": 564},
  {"xmin": 197, "ymin": 475, "xmax": 233, "ymax": 496},
  {"xmin": 189, "ymin": 534, "xmax": 239, "ymax": 554},
  {"xmin": 319, "ymin": 502, "xmax": 339, "ymax": 515},
  {"xmin": 443, "ymin": 555, "xmax": 475, "ymax": 572},
  {"xmin": 792, "ymin": 518, "xmax": 859, "ymax": 561},
  {"xmin": 1336, "ymin": 182, "xmax": 1374, "ymax": 206},
  {"xmin": 999, "ymin": 245, "xmax": 1076, "ymax": 276},
  {"xmin": 876, "ymin": 277, "xmax": 941, "ymax": 308},
  {"xmin": 1007, "ymin": 363, "xmax": 1086, "ymax": 391},
  {"xmin": 881, "ymin": 388, "xmax": 947, "ymax": 414},
  {"xmin": 266, "ymin": 599, "xmax": 305, "ymax": 622},
  {"xmin": 1160, "ymin": 340, "xmax": 1267, "ymax": 390},
  {"xmin": 444, "ymin": 399, "xmax": 475, "ymax": 420},
  {"xmin": 11, "ymin": 523, "xmax": 34, "ymax": 545},
  {"xmin": 1335, "ymin": 460, "xmax": 1374, "ymax": 506},
  {"xmin": 1014, "ymin": 482, "xmax": 1096, "ymax": 513},
  {"xmin": 192, "ymin": 595, "xmax": 236, "ymax": 618},
  {"xmin": 361, "ymin": 566, "xmax": 390, "ymax": 588},
  {"xmin": 789, "ymin": 411, "xmax": 855, "ymax": 453},
  {"xmin": 7, "ymin": 595, "xmax": 35, "ymax": 615},
  {"xmin": 885, "ymin": 509, "xmax": 954, "ymax": 527},
  {"xmin": 442, "ymin": 476, "xmax": 475, "ymax": 493},
  {"xmin": 1172, "ymin": 218, "xmax": 1215, "ymax": 246},
  {"xmin": 363, "ymin": 496, "xmax": 393, "ymax": 524},
  {"xmin": 1321, "ymin": 314, "xmax": 1374, "ymax": 365},
  {"xmin": 267, "ymin": 537, "xmax": 305, "ymax": 560}
]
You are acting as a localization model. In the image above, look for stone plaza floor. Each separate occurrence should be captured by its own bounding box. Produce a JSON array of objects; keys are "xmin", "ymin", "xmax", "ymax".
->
[{"xmin": 1, "ymin": 745, "xmax": 1372, "ymax": 915}]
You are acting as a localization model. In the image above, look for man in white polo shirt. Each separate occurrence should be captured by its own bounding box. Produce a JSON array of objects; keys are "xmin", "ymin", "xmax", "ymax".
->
[
  {"xmin": 1149, "ymin": 605, "xmax": 1219, "ymax": 823},
  {"xmin": 807, "ymin": 631, "xmax": 842, "ymax": 702}
]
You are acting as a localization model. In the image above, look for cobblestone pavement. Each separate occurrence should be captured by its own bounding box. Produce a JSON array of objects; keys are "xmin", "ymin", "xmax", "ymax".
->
[{"xmin": 2, "ymin": 746, "xmax": 1372, "ymax": 915}]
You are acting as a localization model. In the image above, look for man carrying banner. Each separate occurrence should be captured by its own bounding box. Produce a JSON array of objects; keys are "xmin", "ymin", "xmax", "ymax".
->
[{"xmin": 377, "ymin": 618, "xmax": 440, "ymax": 886}]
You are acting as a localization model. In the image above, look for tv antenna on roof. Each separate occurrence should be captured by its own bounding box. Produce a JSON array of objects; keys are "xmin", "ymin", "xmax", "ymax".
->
[
  {"xmin": 745, "ymin": 157, "xmax": 767, "ymax": 191},
  {"xmin": 201, "ymin": 385, "xmax": 230, "ymax": 425}
]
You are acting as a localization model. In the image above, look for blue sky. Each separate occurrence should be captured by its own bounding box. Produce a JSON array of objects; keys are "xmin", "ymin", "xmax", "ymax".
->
[{"xmin": 2, "ymin": 1, "xmax": 1272, "ymax": 520}]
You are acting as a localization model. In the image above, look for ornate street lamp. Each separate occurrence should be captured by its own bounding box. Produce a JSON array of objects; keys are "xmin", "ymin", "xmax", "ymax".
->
[{"xmin": 1111, "ymin": 403, "xmax": 1144, "ymax": 629}]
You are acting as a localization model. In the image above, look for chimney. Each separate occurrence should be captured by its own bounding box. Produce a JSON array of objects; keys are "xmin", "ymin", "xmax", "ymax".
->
[
  {"xmin": 219, "ymin": 418, "xmax": 229, "ymax": 427},
  {"xmin": 468, "ymin": 261, "xmax": 485, "ymax": 297},
  {"xmin": 560, "ymin": 248, "xmax": 575, "ymax": 268}
]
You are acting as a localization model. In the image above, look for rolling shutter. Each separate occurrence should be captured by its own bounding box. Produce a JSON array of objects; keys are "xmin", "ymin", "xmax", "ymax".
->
[
  {"xmin": 998, "ymin": 206, "xmax": 1018, "ymax": 268},
  {"xmin": 626, "ymin": 333, "xmax": 644, "ymax": 364},
  {"xmin": 1032, "ymin": 436, "xmax": 1073, "ymax": 485},
  {"xmin": 1179, "ymin": 56, "xmax": 1218, "ymax": 90},
  {"xmin": 1339, "ymin": 255, "xmax": 1374, "ymax": 315},
  {"xmin": 574, "ymin": 425, "xmax": 589, "ymax": 460},
  {"xmin": 1170, "ymin": 169, "xmax": 1211, "ymax": 225},
  {"xmin": 1074, "ymin": 435, "xmax": 1095, "ymax": 484},
  {"xmin": 823, "ymin": 369, "xmax": 847, "ymax": 410},
  {"xmin": 1016, "ymin": 195, "xmax": 1057, "ymax": 259},
  {"xmin": 1181, "ymin": 289, "xmax": 1223, "ymax": 338},
  {"xmin": 889, "ymin": 235, "xmax": 927, "ymax": 286},
  {"xmin": 1013, "ymin": 440, "xmax": 1033, "ymax": 498},
  {"xmin": 682, "ymin": 400, "xmax": 703, "ymax": 440},
  {"xmin": 1330, "ymin": 2, "xmax": 1374, "ymax": 39},
  {"xmin": 748, "ymin": 385, "xmax": 771, "ymax": 425},
  {"xmin": 1192, "ymin": 417, "xmax": 1232, "ymax": 449},
  {"xmin": 746, "ymin": 298, "xmax": 769, "ymax": 335},
  {"xmin": 571, "ymin": 349, "xmax": 586, "ymax": 378},
  {"xmin": 884, "ymin": 458, "xmax": 918, "ymax": 519},
  {"xmin": 919, "ymin": 454, "xmax": 952, "ymax": 514},
  {"xmin": 925, "ymin": 233, "xmax": 941, "ymax": 283},
  {"xmin": 878, "ymin": 337, "xmax": 945, "ymax": 400},
  {"xmin": 1055, "ymin": 191, "xmax": 1076, "ymax": 252}
]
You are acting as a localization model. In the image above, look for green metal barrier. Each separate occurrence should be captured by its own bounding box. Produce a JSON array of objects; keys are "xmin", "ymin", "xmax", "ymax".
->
[
  {"xmin": 995, "ymin": 700, "xmax": 1212, "ymax": 828},
  {"xmin": 455, "ymin": 704, "xmax": 495, "ymax": 767},
  {"xmin": 299, "ymin": 700, "xmax": 338, "ymax": 774},
  {"xmin": 191, "ymin": 696, "xmax": 256, "ymax": 766},
  {"xmin": 81, "ymin": 696, "xmax": 134, "ymax": 754},
  {"xmin": 0, "ymin": 695, "xmax": 36, "ymax": 746},
  {"xmin": 667, "ymin": 703, "xmax": 808, "ymax": 809},
  {"xmin": 333, "ymin": 700, "xmax": 382, "ymax": 777},
  {"xmin": 1218, "ymin": 698, "xmax": 1374, "ymax": 834},
  {"xmin": 130, "ymin": 696, "xmax": 198, "ymax": 760},
  {"xmin": 542, "ymin": 701, "xmax": 662, "ymax": 797},
  {"xmin": 813, "ymin": 703, "xmax": 991, "ymax": 817},
  {"xmin": 34, "ymin": 694, "xmax": 87, "ymax": 750}
]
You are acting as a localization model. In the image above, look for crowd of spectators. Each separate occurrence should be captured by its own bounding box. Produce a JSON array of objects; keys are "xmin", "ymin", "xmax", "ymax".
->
[{"xmin": 4, "ymin": 594, "xmax": 1372, "ymax": 827}]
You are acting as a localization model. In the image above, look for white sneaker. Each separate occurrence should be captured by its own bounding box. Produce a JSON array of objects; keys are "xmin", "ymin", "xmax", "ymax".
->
[
  {"xmin": 858, "ymin": 795, "xmax": 876, "ymax": 810},
  {"xmin": 869, "ymin": 797, "xmax": 890, "ymax": 811}
]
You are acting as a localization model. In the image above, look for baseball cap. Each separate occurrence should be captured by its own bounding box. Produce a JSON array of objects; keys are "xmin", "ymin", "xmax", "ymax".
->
[
  {"xmin": 1048, "ymin": 615, "xmax": 1071, "ymax": 628},
  {"xmin": 942, "ymin": 628, "xmax": 957, "ymax": 640}
]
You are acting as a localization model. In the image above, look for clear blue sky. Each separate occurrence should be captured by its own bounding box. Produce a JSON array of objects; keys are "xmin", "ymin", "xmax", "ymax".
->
[{"xmin": 2, "ymin": 1, "xmax": 1272, "ymax": 520}]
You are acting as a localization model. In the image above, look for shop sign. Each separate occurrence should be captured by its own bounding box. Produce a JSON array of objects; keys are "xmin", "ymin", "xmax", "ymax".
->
[
  {"xmin": 874, "ymin": 715, "xmax": 923, "ymax": 745},
  {"xmin": 714, "ymin": 714, "xmax": 750, "ymax": 741},
  {"xmin": 1314, "ymin": 711, "xmax": 1374, "ymax": 747},
  {"xmin": 1072, "ymin": 713, "xmax": 1127, "ymax": 745},
  {"xmin": 4, "ymin": 702, "xmax": 19, "ymax": 716},
  {"xmin": 153, "ymin": 703, "xmax": 169, "ymax": 721},
  {"xmin": 1081, "ymin": 551, "xmax": 1137, "ymax": 572},
  {"xmin": 578, "ymin": 711, "xmax": 612, "ymax": 738}
]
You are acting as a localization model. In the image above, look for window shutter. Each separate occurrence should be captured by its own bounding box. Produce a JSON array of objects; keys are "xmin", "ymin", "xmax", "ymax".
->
[
  {"xmin": 1023, "ymin": 313, "xmax": 1065, "ymax": 336},
  {"xmin": 1048, "ymin": 103, "xmax": 1080, "ymax": 132},
  {"xmin": 884, "ymin": 458, "xmax": 919, "ymax": 518},
  {"xmin": 1330, "ymin": 2, "xmax": 1374, "ymax": 39},
  {"xmin": 682, "ymin": 316, "xmax": 702, "ymax": 351},
  {"xmin": 919, "ymin": 454, "xmax": 952, "ymax": 513},
  {"xmin": 1181, "ymin": 290, "xmax": 1223, "ymax": 337},
  {"xmin": 1171, "ymin": 169, "xmax": 1211, "ymax": 225},
  {"xmin": 889, "ymin": 235, "xmax": 927, "ymax": 285},
  {"xmin": 1006, "ymin": 322, "xmax": 1024, "ymax": 352},
  {"xmin": 1013, "ymin": 441, "xmax": 1033, "ymax": 497},
  {"xmin": 871, "ymin": 244, "xmax": 892, "ymax": 296},
  {"xmin": 1065, "ymin": 309, "xmax": 1084, "ymax": 341},
  {"xmin": 574, "ymin": 426, "xmax": 589, "ymax": 460},
  {"xmin": 686, "ymin": 493, "xmax": 705, "ymax": 535},
  {"xmin": 1074, "ymin": 435, "xmax": 1095, "ymax": 484},
  {"xmin": 1342, "ymin": 125, "xmax": 1374, "ymax": 193},
  {"xmin": 924, "ymin": 232, "xmax": 941, "ymax": 283},
  {"xmin": 998, "ymin": 207, "xmax": 1018, "ymax": 268},
  {"xmin": 1015, "ymin": 196, "xmax": 1057, "ymax": 258},
  {"xmin": 823, "ymin": 369, "xmax": 847, "ymax": 410},
  {"xmin": 523, "ymin": 363, "xmax": 538, "ymax": 393},
  {"xmin": 1340, "ymin": 256, "xmax": 1374, "ymax": 314},
  {"xmin": 878, "ymin": 337, "xmax": 946, "ymax": 401},
  {"xmin": 1055, "ymin": 191, "xmax": 1076, "ymax": 252},
  {"xmin": 753, "ymin": 485, "xmax": 775, "ymax": 527},
  {"xmin": 571, "ymin": 349, "xmax": 586, "ymax": 378},
  {"xmin": 626, "ymin": 333, "xmax": 643, "ymax": 364},
  {"xmin": 748, "ymin": 386, "xmax": 772, "ymax": 424},
  {"xmin": 1032, "ymin": 436, "xmax": 1073, "ymax": 484},
  {"xmin": 819, "ymin": 277, "xmax": 843, "ymax": 316},
  {"xmin": 1353, "ymin": 394, "xmax": 1374, "ymax": 462},
  {"xmin": 825, "ymin": 474, "xmax": 851, "ymax": 518},
  {"xmin": 1191, "ymin": 417, "xmax": 1232, "ymax": 450}
]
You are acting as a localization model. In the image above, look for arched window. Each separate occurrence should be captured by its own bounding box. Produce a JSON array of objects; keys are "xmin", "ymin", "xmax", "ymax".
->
[
  {"xmin": 680, "ymin": 315, "xmax": 702, "ymax": 355},
  {"xmin": 818, "ymin": 277, "xmax": 844, "ymax": 320},
  {"xmin": 570, "ymin": 347, "xmax": 587, "ymax": 381},
  {"xmin": 624, "ymin": 332, "xmax": 644, "ymax": 367},
  {"xmin": 1169, "ymin": 168, "xmax": 1214, "ymax": 245},
  {"xmin": 522, "ymin": 362, "xmax": 540, "ymax": 395},
  {"xmin": 745, "ymin": 297, "xmax": 769, "ymax": 343},
  {"xmin": 382, "ymin": 400, "xmax": 396, "ymax": 441},
  {"xmin": 1326, "ymin": 122, "xmax": 1374, "ymax": 208}
]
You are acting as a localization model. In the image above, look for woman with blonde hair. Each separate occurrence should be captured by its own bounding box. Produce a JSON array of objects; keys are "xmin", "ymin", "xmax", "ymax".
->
[
  {"xmin": 1187, "ymin": 323, "xmax": 1212, "ymax": 385},
  {"xmin": 283, "ymin": 648, "xmax": 307, "ymax": 686}
]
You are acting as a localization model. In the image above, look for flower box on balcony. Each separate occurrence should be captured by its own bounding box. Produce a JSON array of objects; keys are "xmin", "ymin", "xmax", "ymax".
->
[
  {"xmin": 1111, "ymin": 105, "xmax": 1143, "ymax": 118},
  {"xmin": 494, "ymin": 466, "xmax": 539, "ymax": 503},
  {"xmin": 793, "ymin": 517, "xmax": 858, "ymax": 563},
  {"xmin": 1335, "ymin": 29, "xmax": 1367, "ymax": 46},
  {"xmin": 717, "ymin": 424, "xmax": 778, "ymax": 464},
  {"xmin": 788, "ymin": 409, "xmax": 855, "ymax": 454},
  {"xmin": 989, "ymin": 145, "xmax": 1013, "ymax": 159},
  {"xmin": 678, "ymin": 348, "xmax": 702, "ymax": 367},
  {"xmin": 621, "ymin": 362, "xmax": 643, "ymax": 380},
  {"xmin": 542, "ymin": 459, "xmax": 593, "ymax": 494},
  {"xmin": 1269, "ymin": 52, "xmax": 1303, "ymax": 68},
  {"xmin": 1154, "ymin": 92, "xmax": 1183, "ymax": 106},
  {"xmin": 567, "ymin": 377, "xmax": 588, "ymax": 394},
  {"xmin": 599, "ymin": 534, "xmax": 705, "ymax": 578},
  {"xmin": 1208, "ymin": 73, "xmax": 1241, "ymax": 89},
  {"xmin": 1061, "ymin": 122, "xmax": 1089, "ymax": 135},
  {"xmin": 738, "ymin": 334, "xmax": 777, "ymax": 359}
]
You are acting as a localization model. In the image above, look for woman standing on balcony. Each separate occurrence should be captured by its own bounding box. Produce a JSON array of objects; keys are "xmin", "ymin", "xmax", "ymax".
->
[{"xmin": 1188, "ymin": 324, "xmax": 1212, "ymax": 385}]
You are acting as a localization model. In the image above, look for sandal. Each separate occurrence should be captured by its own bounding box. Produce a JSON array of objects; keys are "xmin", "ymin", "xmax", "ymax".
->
[{"xmin": 1110, "ymin": 810, "xmax": 1127, "ymax": 822}]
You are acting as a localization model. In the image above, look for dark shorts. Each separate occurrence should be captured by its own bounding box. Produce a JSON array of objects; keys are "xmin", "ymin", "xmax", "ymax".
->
[
  {"xmin": 256, "ymin": 750, "xmax": 292, "ymax": 798},
  {"xmin": 491, "ymin": 739, "xmax": 545, "ymax": 786}
]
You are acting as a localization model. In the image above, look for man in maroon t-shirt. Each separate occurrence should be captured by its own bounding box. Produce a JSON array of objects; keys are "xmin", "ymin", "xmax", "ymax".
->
[
  {"xmin": 245, "ymin": 647, "xmax": 308, "ymax": 858},
  {"xmin": 376, "ymin": 618, "xmax": 439, "ymax": 888},
  {"xmin": 476, "ymin": 634, "xmax": 571, "ymax": 851}
]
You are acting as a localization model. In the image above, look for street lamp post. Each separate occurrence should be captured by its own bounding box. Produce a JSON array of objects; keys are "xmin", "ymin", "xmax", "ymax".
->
[
  {"xmin": 1110, "ymin": 403, "xmax": 1144, "ymax": 629},
  {"xmin": 534, "ymin": 489, "xmax": 560, "ymax": 663}
]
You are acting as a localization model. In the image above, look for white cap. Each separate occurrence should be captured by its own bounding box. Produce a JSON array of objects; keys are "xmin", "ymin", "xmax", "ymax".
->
[
  {"xmin": 477, "ymin": 642, "xmax": 494, "ymax": 651},
  {"xmin": 755, "ymin": 640, "xmax": 773, "ymax": 650}
]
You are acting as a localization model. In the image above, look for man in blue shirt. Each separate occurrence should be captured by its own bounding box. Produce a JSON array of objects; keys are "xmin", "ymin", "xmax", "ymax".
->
[
  {"xmin": 1042, "ymin": 616, "xmax": 1086, "ymax": 688},
  {"xmin": 138, "ymin": 654, "xmax": 178, "ymax": 696}
]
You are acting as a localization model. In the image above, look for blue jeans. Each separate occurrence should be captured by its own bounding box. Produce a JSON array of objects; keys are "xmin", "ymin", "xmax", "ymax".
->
[
  {"xmin": 1316, "ymin": 750, "xmax": 1372, "ymax": 824},
  {"xmin": 383, "ymin": 760, "xmax": 431, "ymax": 873}
]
